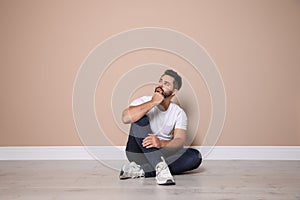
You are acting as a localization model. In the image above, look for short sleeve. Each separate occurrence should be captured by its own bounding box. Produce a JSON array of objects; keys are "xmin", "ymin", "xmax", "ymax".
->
[{"xmin": 174, "ymin": 110, "xmax": 187, "ymax": 130}]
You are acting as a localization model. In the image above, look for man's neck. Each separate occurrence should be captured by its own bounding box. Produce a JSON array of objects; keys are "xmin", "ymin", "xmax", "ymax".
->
[{"xmin": 157, "ymin": 98, "xmax": 172, "ymax": 111}]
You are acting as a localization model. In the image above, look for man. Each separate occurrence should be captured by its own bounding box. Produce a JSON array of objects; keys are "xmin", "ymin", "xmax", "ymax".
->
[{"xmin": 120, "ymin": 69, "xmax": 202, "ymax": 185}]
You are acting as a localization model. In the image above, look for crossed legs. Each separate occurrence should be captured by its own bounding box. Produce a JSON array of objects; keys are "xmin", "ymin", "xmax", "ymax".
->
[{"xmin": 125, "ymin": 116, "xmax": 202, "ymax": 177}]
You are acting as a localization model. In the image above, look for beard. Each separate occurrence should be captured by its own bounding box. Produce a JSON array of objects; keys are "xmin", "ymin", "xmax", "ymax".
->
[{"xmin": 154, "ymin": 86, "xmax": 173, "ymax": 98}]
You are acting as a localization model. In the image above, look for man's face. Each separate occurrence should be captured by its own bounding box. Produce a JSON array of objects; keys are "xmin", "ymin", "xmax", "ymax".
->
[{"xmin": 154, "ymin": 75, "xmax": 175, "ymax": 98}]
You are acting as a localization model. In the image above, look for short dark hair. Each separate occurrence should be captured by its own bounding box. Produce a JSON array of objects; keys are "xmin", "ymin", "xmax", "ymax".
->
[{"xmin": 162, "ymin": 69, "xmax": 182, "ymax": 90}]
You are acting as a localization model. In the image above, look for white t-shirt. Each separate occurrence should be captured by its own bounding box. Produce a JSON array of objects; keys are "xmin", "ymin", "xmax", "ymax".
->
[{"xmin": 130, "ymin": 96, "xmax": 187, "ymax": 140}]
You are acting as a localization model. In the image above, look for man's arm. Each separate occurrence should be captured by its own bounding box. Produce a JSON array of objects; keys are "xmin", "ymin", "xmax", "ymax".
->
[
  {"xmin": 122, "ymin": 101, "xmax": 154, "ymax": 124},
  {"xmin": 122, "ymin": 92, "xmax": 164, "ymax": 124},
  {"xmin": 142, "ymin": 128, "xmax": 186, "ymax": 150}
]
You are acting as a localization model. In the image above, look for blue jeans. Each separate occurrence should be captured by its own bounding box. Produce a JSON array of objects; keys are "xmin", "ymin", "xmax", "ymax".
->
[{"xmin": 125, "ymin": 116, "xmax": 202, "ymax": 177}]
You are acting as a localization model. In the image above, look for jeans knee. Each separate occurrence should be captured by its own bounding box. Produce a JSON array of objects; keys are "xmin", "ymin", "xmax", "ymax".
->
[
  {"xmin": 189, "ymin": 148, "xmax": 202, "ymax": 169},
  {"xmin": 196, "ymin": 150, "xmax": 202, "ymax": 167}
]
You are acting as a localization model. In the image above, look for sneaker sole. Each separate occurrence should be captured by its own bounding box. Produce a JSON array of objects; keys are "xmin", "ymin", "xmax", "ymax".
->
[{"xmin": 157, "ymin": 179, "xmax": 176, "ymax": 185}]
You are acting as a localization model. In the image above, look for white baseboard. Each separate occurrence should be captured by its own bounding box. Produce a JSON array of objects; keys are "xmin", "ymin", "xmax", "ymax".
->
[{"xmin": 0, "ymin": 146, "xmax": 299, "ymax": 160}]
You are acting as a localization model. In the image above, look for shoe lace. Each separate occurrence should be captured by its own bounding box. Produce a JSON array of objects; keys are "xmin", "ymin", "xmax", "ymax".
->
[
  {"xmin": 156, "ymin": 162, "xmax": 170, "ymax": 177},
  {"xmin": 130, "ymin": 163, "xmax": 141, "ymax": 171},
  {"xmin": 129, "ymin": 162, "xmax": 143, "ymax": 177}
]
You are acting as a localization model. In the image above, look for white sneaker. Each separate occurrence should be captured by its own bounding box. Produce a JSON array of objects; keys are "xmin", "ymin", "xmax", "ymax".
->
[
  {"xmin": 155, "ymin": 157, "xmax": 175, "ymax": 185},
  {"xmin": 119, "ymin": 162, "xmax": 145, "ymax": 180}
]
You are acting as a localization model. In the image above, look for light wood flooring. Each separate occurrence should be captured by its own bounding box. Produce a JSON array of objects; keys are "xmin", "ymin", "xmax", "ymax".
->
[{"xmin": 0, "ymin": 160, "xmax": 299, "ymax": 200}]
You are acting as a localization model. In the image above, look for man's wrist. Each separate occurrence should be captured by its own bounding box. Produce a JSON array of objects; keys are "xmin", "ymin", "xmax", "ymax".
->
[
  {"xmin": 159, "ymin": 140, "xmax": 169, "ymax": 148},
  {"xmin": 149, "ymin": 99, "xmax": 157, "ymax": 107}
]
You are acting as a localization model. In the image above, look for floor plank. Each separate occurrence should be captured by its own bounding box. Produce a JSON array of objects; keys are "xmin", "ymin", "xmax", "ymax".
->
[{"xmin": 0, "ymin": 160, "xmax": 299, "ymax": 200}]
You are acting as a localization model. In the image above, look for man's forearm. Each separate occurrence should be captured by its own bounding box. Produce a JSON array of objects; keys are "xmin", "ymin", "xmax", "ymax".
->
[
  {"xmin": 122, "ymin": 101, "xmax": 155, "ymax": 124},
  {"xmin": 160, "ymin": 138, "xmax": 184, "ymax": 150}
]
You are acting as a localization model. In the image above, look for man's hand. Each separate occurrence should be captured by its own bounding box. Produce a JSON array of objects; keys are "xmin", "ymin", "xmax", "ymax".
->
[
  {"xmin": 142, "ymin": 134, "xmax": 161, "ymax": 149},
  {"xmin": 151, "ymin": 92, "xmax": 164, "ymax": 106}
]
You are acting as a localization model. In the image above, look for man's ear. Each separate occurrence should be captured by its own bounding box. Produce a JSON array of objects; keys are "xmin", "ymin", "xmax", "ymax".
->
[
  {"xmin": 172, "ymin": 89, "xmax": 178, "ymax": 96},
  {"xmin": 171, "ymin": 89, "xmax": 180, "ymax": 106}
]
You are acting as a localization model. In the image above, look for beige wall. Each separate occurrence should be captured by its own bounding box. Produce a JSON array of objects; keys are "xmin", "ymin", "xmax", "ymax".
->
[{"xmin": 0, "ymin": 0, "xmax": 299, "ymax": 146}]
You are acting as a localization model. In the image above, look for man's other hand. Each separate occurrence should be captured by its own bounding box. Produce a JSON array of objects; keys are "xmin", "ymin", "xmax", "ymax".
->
[{"xmin": 142, "ymin": 134, "xmax": 161, "ymax": 149}]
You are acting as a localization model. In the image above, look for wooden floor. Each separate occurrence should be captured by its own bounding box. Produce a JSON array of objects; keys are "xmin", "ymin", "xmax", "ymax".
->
[{"xmin": 0, "ymin": 160, "xmax": 299, "ymax": 200}]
